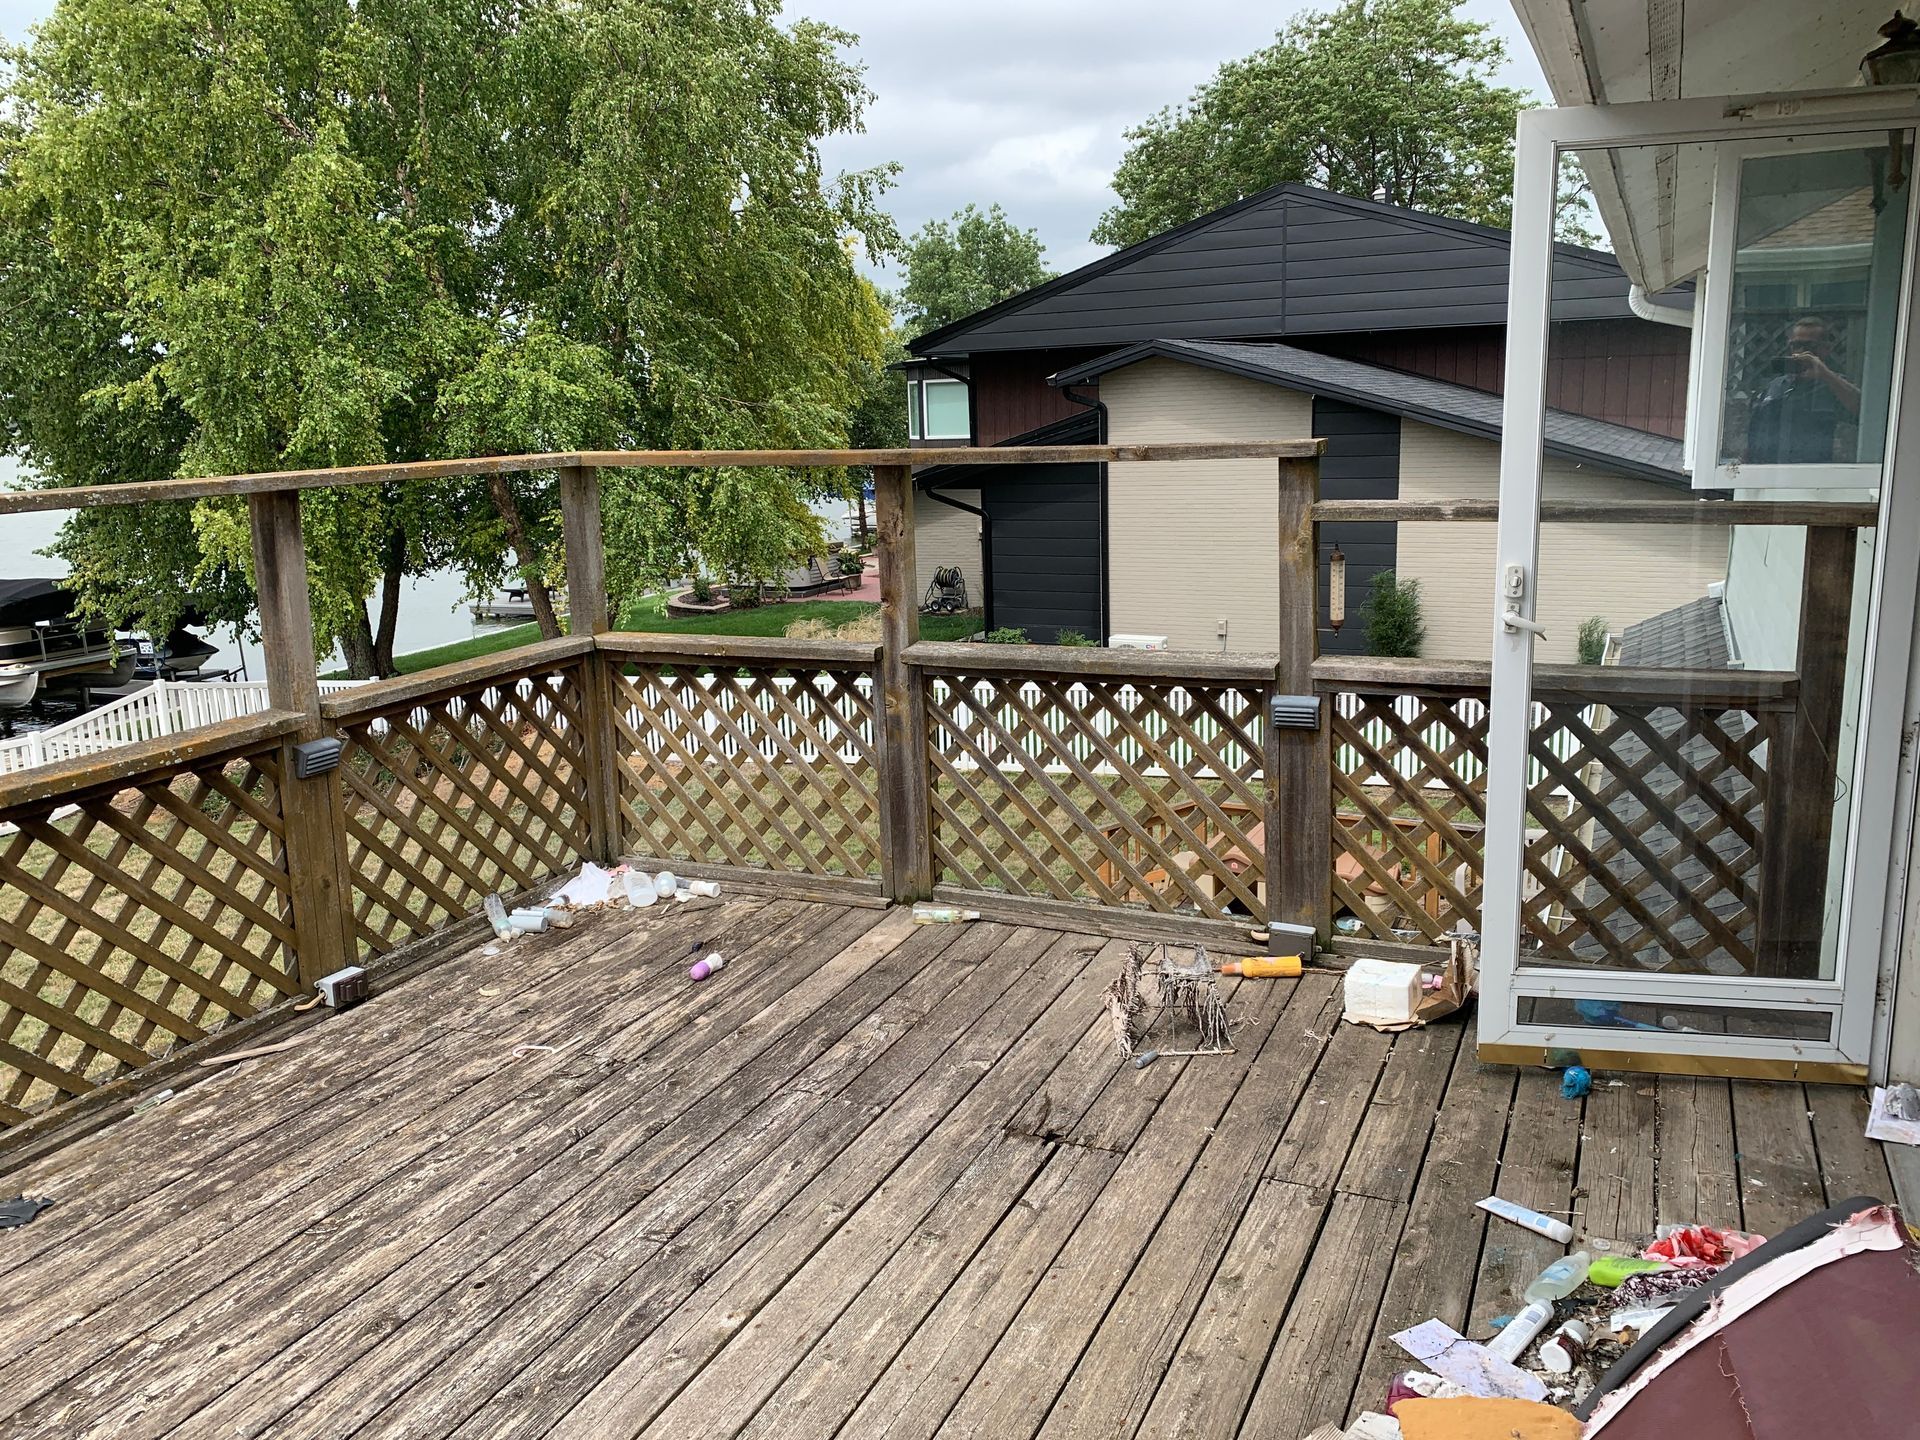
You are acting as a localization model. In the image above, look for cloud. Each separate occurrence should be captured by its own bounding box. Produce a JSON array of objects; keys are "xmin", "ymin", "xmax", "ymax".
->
[{"xmin": 796, "ymin": 0, "xmax": 1548, "ymax": 282}]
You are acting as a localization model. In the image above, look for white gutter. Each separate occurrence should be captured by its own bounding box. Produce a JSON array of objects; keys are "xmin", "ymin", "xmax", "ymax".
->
[{"xmin": 1628, "ymin": 284, "xmax": 1692, "ymax": 326}]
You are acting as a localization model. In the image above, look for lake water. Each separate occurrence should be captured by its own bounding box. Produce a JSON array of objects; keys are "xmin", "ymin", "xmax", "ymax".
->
[{"xmin": 1, "ymin": 456, "xmax": 863, "ymax": 690}]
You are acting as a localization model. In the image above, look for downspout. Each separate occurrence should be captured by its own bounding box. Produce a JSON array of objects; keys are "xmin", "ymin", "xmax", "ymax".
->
[
  {"xmin": 919, "ymin": 480, "xmax": 993, "ymax": 630},
  {"xmin": 921, "ymin": 357, "xmax": 989, "ymax": 627},
  {"xmin": 1058, "ymin": 384, "xmax": 1109, "ymax": 643}
]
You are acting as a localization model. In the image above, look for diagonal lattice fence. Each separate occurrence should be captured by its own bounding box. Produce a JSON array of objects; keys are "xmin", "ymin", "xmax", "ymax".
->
[
  {"xmin": 335, "ymin": 664, "xmax": 593, "ymax": 955},
  {"xmin": 609, "ymin": 659, "xmax": 883, "ymax": 879},
  {"xmin": 0, "ymin": 737, "xmax": 299, "ymax": 1124}
]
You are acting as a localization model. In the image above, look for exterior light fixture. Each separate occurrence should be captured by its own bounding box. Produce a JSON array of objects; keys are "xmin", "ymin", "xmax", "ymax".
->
[
  {"xmin": 1863, "ymin": 11, "xmax": 1920, "ymax": 86},
  {"xmin": 1863, "ymin": 13, "xmax": 1920, "ymax": 190},
  {"xmin": 1328, "ymin": 544, "xmax": 1347, "ymax": 631}
]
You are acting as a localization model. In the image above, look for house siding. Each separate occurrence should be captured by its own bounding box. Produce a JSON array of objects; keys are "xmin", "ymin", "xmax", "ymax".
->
[
  {"xmin": 1311, "ymin": 398, "xmax": 1399, "ymax": 657},
  {"xmin": 914, "ymin": 487, "xmax": 983, "ymax": 611},
  {"xmin": 1102, "ymin": 360, "xmax": 1311, "ymax": 652},
  {"xmin": 981, "ymin": 467, "xmax": 1102, "ymax": 642},
  {"xmin": 1395, "ymin": 425, "xmax": 1730, "ymax": 664},
  {"xmin": 969, "ymin": 352, "xmax": 1100, "ymax": 445}
]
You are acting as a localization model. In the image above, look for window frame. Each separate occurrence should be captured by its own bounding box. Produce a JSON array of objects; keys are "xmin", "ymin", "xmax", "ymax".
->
[{"xmin": 919, "ymin": 376, "xmax": 971, "ymax": 440}]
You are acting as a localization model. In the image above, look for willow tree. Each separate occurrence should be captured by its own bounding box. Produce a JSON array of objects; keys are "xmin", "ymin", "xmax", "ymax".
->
[{"xmin": 0, "ymin": 0, "xmax": 895, "ymax": 674}]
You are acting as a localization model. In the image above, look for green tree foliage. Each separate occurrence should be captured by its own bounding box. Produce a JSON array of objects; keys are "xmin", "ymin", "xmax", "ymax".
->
[
  {"xmin": 0, "ymin": 0, "xmax": 897, "ymax": 675},
  {"xmin": 1361, "ymin": 571, "xmax": 1425, "ymax": 658},
  {"xmin": 897, "ymin": 205, "xmax": 1052, "ymax": 338},
  {"xmin": 1093, "ymin": 0, "xmax": 1528, "ymax": 249},
  {"xmin": 1578, "ymin": 615, "xmax": 1610, "ymax": 666}
]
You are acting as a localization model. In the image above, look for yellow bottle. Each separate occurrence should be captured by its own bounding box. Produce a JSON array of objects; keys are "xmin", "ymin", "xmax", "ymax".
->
[{"xmin": 1220, "ymin": 955, "xmax": 1303, "ymax": 978}]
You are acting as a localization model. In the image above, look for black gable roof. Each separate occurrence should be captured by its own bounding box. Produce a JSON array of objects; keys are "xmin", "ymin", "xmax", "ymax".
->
[{"xmin": 910, "ymin": 185, "xmax": 1635, "ymax": 358}]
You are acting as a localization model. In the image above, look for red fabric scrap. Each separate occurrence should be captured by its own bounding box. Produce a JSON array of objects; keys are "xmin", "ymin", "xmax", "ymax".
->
[{"xmin": 1641, "ymin": 1226, "xmax": 1766, "ymax": 1268}]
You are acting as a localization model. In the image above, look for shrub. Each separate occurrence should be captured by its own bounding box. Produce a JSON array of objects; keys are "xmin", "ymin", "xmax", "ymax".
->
[
  {"xmin": 982, "ymin": 626, "xmax": 1029, "ymax": 644},
  {"xmin": 731, "ymin": 581, "xmax": 764, "ymax": 609},
  {"xmin": 1054, "ymin": 629, "xmax": 1095, "ymax": 647},
  {"xmin": 787, "ymin": 612, "xmax": 882, "ymax": 642},
  {"xmin": 1577, "ymin": 615, "xmax": 1609, "ymax": 666},
  {"xmin": 835, "ymin": 551, "xmax": 865, "ymax": 577},
  {"xmin": 690, "ymin": 575, "xmax": 713, "ymax": 604},
  {"xmin": 1361, "ymin": 571, "xmax": 1424, "ymax": 657}
]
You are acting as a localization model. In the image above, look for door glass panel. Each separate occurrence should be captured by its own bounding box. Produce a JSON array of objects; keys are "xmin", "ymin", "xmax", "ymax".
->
[
  {"xmin": 1499, "ymin": 145, "xmax": 1892, "ymax": 988},
  {"xmin": 1716, "ymin": 139, "xmax": 1911, "ymax": 475}
]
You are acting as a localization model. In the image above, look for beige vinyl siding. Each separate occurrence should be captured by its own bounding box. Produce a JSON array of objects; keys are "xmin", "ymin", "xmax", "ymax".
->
[
  {"xmin": 1396, "ymin": 424, "xmax": 1729, "ymax": 663},
  {"xmin": 1102, "ymin": 359, "xmax": 1314, "ymax": 652},
  {"xmin": 913, "ymin": 487, "xmax": 982, "ymax": 606}
]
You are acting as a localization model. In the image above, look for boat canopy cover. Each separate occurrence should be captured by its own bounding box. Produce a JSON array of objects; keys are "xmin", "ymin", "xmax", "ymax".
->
[{"xmin": 0, "ymin": 578, "xmax": 77, "ymax": 625}]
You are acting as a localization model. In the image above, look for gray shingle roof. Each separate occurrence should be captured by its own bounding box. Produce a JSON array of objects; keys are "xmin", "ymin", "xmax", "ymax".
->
[
  {"xmin": 1053, "ymin": 338, "xmax": 1688, "ymax": 486},
  {"xmin": 1617, "ymin": 594, "xmax": 1733, "ymax": 671}
]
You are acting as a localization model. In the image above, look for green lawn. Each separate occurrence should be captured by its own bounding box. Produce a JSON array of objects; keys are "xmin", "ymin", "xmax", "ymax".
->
[{"xmin": 332, "ymin": 598, "xmax": 983, "ymax": 677}]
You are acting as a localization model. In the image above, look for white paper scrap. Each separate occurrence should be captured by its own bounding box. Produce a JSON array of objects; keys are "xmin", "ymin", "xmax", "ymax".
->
[
  {"xmin": 1865, "ymin": 1086, "xmax": 1920, "ymax": 1146},
  {"xmin": 555, "ymin": 862, "xmax": 615, "ymax": 909},
  {"xmin": 1390, "ymin": 1319, "xmax": 1548, "ymax": 1403}
]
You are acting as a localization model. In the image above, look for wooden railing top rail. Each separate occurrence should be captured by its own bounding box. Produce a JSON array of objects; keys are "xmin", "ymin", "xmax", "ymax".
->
[
  {"xmin": 318, "ymin": 634, "xmax": 594, "ymax": 720},
  {"xmin": 0, "ymin": 709, "xmax": 303, "ymax": 815},
  {"xmin": 0, "ymin": 440, "xmax": 1325, "ymax": 515},
  {"xmin": 1312, "ymin": 654, "xmax": 1799, "ymax": 709},
  {"xmin": 1312, "ymin": 498, "xmax": 1881, "ymax": 528},
  {"xmin": 904, "ymin": 639, "xmax": 1279, "ymax": 685},
  {"xmin": 597, "ymin": 632, "xmax": 880, "ymax": 668}
]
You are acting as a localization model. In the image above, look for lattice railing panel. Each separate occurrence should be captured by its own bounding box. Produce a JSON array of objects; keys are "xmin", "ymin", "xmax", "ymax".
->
[
  {"xmin": 0, "ymin": 745, "xmax": 297, "ymax": 1127},
  {"xmin": 923, "ymin": 671, "xmax": 1270, "ymax": 922},
  {"xmin": 1328, "ymin": 691, "xmax": 1489, "ymax": 943},
  {"xmin": 338, "ymin": 665, "xmax": 592, "ymax": 954},
  {"xmin": 1523, "ymin": 700, "xmax": 1768, "ymax": 975},
  {"xmin": 1327, "ymin": 682, "xmax": 1772, "ymax": 971},
  {"xmin": 611, "ymin": 663, "xmax": 882, "ymax": 878}
]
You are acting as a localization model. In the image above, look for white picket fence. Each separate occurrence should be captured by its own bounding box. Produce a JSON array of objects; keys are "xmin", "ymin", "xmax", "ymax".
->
[{"xmin": 0, "ymin": 677, "xmax": 365, "ymax": 776}]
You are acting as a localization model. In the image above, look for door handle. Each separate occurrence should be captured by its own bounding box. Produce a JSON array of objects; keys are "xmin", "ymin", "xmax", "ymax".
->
[{"xmin": 1502, "ymin": 610, "xmax": 1548, "ymax": 639}]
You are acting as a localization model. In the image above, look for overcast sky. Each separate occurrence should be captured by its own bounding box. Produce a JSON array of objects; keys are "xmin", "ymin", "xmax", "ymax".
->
[{"xmin": 0, "ymin": 0, "xmax": 1546, "ymax": 283}]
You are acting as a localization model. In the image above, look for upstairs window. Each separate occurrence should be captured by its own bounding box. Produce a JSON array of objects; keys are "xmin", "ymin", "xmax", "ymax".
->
[{"xmin": 921, "ymin": 377, "xmax": 970, "ymax": 439}]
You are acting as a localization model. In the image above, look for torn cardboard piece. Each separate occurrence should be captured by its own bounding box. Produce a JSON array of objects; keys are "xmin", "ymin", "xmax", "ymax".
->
[
  {"xmin": 1347, "ymin": 934, "xmax": 1477, "ymax": 1033},
  {"xmin": 1390, "ymin": 1319, "xmax": 1548, "ymax": 1403}
]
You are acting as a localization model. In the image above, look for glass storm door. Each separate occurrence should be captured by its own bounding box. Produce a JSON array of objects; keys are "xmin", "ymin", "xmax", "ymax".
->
[{"xmin": 1480, "ymin": 89, "xmax": 1920, "ymax": 1077}]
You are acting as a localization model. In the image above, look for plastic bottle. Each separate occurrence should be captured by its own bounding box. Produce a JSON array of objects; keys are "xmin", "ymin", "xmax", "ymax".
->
[
  {"xmin": 1589, "ymin": 1255, "xmax": 1666, "ymax": 1287},
  {"xmin": 1523, "ymin": 1251, "xmax": 1591, "ymax": 1304},
  {"xmin": 1539, "ymin": 1319, "xmax": 1592, "ymax": 1373},
  {"xmin": 654, "ymin": 871, "xmax": 679, "ymax": 900},
  {"xmin": 623, "ymin": 871, "xmax": 657, "ymax": 908},
  {"xmin": 1486, "ymin": 1299, "xmax": 1554, "ymax": 1363},
  {"xmin": 911, "ymin": 905, "xmax": 981, "ymax": 924}
]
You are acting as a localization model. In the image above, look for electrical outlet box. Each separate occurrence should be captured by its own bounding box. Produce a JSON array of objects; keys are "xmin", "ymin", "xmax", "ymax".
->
[
  {"xmin": 315, "ymin": 965, "xmax": 369, "ymax": 1009},
  {"xmin": 1216, "ymin": 617, "xmax": 1230, "ymax": 638}
]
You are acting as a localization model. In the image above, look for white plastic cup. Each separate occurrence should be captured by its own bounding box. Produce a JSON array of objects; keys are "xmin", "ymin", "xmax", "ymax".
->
[{"xmin": 623, "ymin": 871, "xmax": 658, "ymax": 908}]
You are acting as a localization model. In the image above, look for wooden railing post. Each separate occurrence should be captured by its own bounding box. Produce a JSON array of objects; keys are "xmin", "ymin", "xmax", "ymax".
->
[
  {"xmin": 247, "ymin": 489, "xmax": 358, "ymax": 989},
  {"xmin": 560, "ymin": 464, "xmax": 622, "ymax": 864},
  {"xmin": 1755, "ymin": 525, "xmax": 1859, "ymax": 978},
  {"xmin": 873, "ymin": 463, "xmax": 934, "ymax": 902},
  {"xmin": 1269, "ymin": 454, "xmax": 1332, "ymax": 944}
]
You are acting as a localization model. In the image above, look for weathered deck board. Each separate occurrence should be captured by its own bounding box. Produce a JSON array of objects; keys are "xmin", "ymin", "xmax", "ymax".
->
[{"xmin": 0, "ymin": 898, "xmax": 1885, "ymax": 1440}]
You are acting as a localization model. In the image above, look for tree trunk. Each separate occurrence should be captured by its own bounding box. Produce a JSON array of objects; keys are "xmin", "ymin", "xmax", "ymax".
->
[
  {"xmin": 485, "ymin": 472, "xmax": 562, "ymax": 638},
  {"xmin": 372, "ymin": 528, "xmax": 405, "ymax": 676},
  {"xmin": 856, "ymin": 486, "xmax": 870, "ymax": 547},
  {"xmin": 338, "ymin": 601, "xmax": 379, "ymax": 680}
]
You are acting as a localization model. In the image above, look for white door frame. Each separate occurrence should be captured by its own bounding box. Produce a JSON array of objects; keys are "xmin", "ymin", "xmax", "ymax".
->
[{"xmin": 1483, "ymin": 86, "xmax": 1920, "ymax": 1071}]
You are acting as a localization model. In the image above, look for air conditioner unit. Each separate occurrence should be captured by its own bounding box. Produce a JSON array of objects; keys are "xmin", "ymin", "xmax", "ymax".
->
[{"xmin": 1108, "ymin": 633, "xmax": 1168, "ymax": 651}]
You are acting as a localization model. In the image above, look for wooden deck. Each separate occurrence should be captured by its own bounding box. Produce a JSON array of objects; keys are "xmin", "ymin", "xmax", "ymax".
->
[{"xmin": 0, "ymin": 897, "xmax": 1894, "ymax": 1439}]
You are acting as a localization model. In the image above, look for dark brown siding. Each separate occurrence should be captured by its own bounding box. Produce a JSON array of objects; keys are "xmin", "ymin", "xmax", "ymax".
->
[
  {"xmin": 970, "ymin": 352, "xmax": 1102, "ymax": 445},
  {"xmin": 1314, "ymin": 318, "xmax": 1690, "ymax": 439}
]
